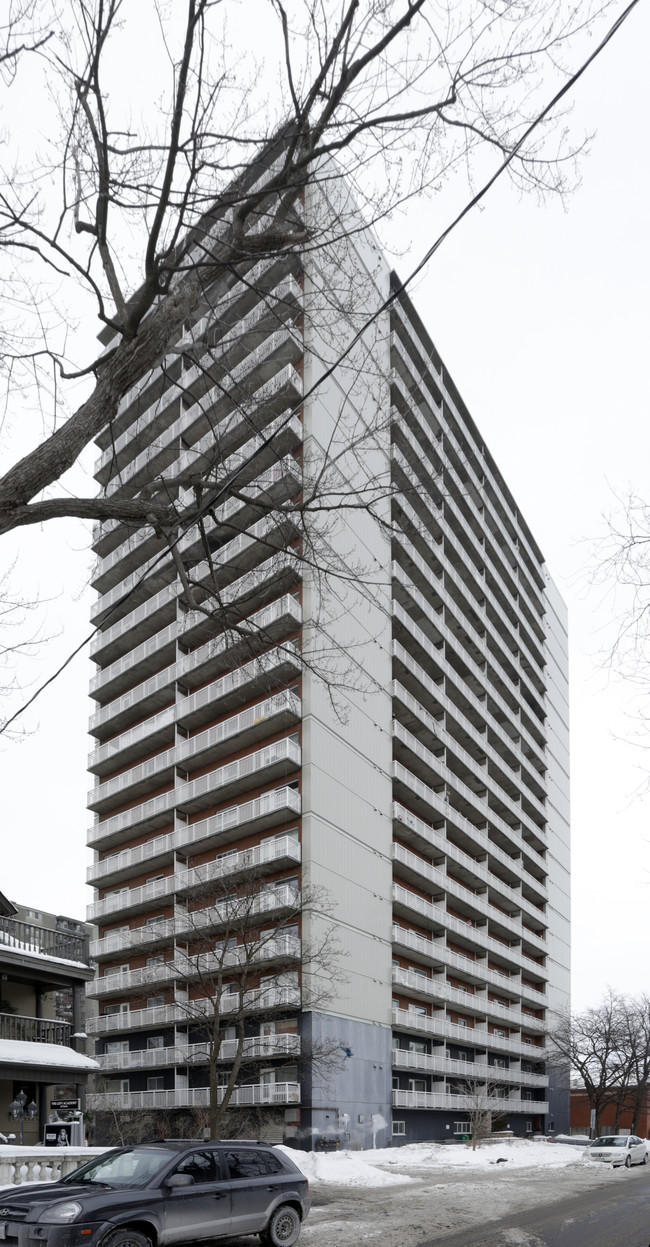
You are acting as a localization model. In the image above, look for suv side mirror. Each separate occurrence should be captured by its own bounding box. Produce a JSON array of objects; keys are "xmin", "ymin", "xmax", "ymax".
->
[{"xmin": 165, "ymin": 1173, "xmax": 194, "ymax": 1188}]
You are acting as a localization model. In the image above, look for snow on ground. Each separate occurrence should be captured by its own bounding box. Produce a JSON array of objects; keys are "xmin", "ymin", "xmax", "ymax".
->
[
  {"xmin": 278, "ymin": 1139, "xmax": 588, "ymax": 1185},
  {"xmin": 277, "ymin": 1147, "xmax": 414, "ymax": 1186}
]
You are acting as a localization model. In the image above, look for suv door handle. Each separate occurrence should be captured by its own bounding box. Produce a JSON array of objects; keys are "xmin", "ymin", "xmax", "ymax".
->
[{"xmin": 213, "ymin": 1193, "xmax": 225, "ymax": 1200}]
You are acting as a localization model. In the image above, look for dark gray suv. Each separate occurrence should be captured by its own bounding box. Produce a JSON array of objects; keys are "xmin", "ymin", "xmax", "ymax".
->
[{"xmin": 0, "ymin": 1140, "xmax": 310, "ymax": 1247}]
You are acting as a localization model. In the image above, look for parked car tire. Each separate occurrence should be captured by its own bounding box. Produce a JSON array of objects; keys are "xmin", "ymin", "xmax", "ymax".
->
[
  {"xmin": 260, "ymin": 1204, "xmax": 301, "ymax": 1246},
  {"xmin": 101, "ymin": 1229, "xmax": 153, "ymax": 1247},
  {"xmin": 625, "ymin": 1154, "xmax": 632, "ymax": 1169},
  {"xmin": 643, "ymin": 1152, "xmax": 648, "ymax": 1165}
]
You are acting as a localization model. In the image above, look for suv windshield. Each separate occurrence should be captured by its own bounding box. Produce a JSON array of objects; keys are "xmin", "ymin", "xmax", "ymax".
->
[{"xmin": 63, "ymin": 1148, "xmax": 174, "ymax": 1187}]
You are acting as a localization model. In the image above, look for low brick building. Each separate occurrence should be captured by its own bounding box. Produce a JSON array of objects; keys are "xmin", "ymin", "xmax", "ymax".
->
[{"xmin": 570, "ymin": 1088, "xmax": 650, "ymax": 1138}]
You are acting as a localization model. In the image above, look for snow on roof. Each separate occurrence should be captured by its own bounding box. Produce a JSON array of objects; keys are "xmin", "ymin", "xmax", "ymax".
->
[
  {"xmin": 0, "ymin": 1039, "xmax": 98, "ymax": 1071},
  {"xmin": 0, "ymin": 939, "xmax": 89, "ymax": 970}
]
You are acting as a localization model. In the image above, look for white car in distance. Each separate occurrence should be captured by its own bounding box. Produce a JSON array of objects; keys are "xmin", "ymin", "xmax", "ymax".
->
[{"xmin": 582, "ymin": 1135, "xmax": 649, "ymax": 1168}]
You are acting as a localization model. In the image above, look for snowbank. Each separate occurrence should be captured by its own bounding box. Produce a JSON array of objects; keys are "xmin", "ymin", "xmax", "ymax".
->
[
  {"xmin": 276, "ymin": 1147, "xmax": 413, "ymax": 1186},
  {"xmin": 278, "ymin": 1139, "xmax": 587, "ymax": 1184}
]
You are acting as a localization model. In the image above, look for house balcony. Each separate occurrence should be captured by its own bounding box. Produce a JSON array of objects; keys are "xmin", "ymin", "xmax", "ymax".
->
[
  {"xmin": 0, "ymin": 916, "xmax": 90, "ymax": 972},
  {"xmin": 391, "ymin": 1089, "xmax": 548, "ymax": 1114},
  {"xmin": 87, "ymin": 737, "xmax": 301, "ymax": 849},
  {"xmin": 94, "ymin": 274, "xmax": 302, "ymax": 487},
  {"xmin": 102, "ymin": 329, "xmax": 302, "ymax": 498},
  {"xmin": 392, "ymin": 842, "xmax": 546, "ymax": 951},
  {"xmin": 97, "ymin": 1032, "xmax": 301, "ymax": 1072},
  {"xmin": 88, "ymin": 1082, "xmax": 300, "ymax": 1112},
  {"xmin": 0, "ymin": 1013, "xmax": 72, "ymax": 1045}
]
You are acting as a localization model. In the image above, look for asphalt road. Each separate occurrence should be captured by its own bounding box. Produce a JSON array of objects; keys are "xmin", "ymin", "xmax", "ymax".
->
[{"xmin": 419, "ymin": 1165, "xmax": 650, "ymax": 1247}]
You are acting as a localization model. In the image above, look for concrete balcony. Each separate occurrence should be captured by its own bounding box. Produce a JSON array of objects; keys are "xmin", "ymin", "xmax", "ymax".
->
[
  {"xmin": 391, "ymin": 1008, "xmax": 546, "ymax": 1060},
  {"xmin": 89, "ymin": 652, "xmax": 300, "ymax": 778},
  {"xmin": 391, "ymin": 1048, "xmax": 548, "ymax": 1089},
  {"xmin": 98, "ymin": 1032, "xmax": 301, "ymax": 1072},
  {"xmin": 103, "ymin": 330, "xmax": 302, "ymax": 497},
  {"xmin": 88, "ymin": 826, "xmax": 300, "ymax": 891},
  {"xmin": 88, "ymin": 1082, "xmax": 300, "ymax": 1112},
  {"xmin": 391, "ymin": 1089, "xmax": 548, "ymax": 1114},
  {"xmin": 392, "ymin": 884, "xmax": 545, "ymax": 978},
  {"xmin": 94, "ymin": 274, "xmax": 301, "ymax": 485},
  {"xmin": 88, "ymin": 691, "xmax": 300, "ymax": 814},
  {"xmin": 88, "ymin": 936, "xmax": 301, "ymax": 999},
  {"xmin": 89, "ymin": 597, "xmax": 301, "ymax": 741},
  {"xmin": 87, "ymin": 986, "xmax": 301, "ymax": 1034},
  {"xmin": 87, "ymin": 738, "xmax": 301, "ymax": 848},
  {"xmin": 92, "ymin": 455, "xmax": 299, "ymax": 600},
  {"xmin": 391, "ymin": 924, "xmax": 542, "ymax": 1005},
  {"xmin": 392, "ymin": 842, "xmax": 546, "ymax": 951},
  {"xmin": 393, "ymin": 753, "xmax": 546, "ymax": 888}
]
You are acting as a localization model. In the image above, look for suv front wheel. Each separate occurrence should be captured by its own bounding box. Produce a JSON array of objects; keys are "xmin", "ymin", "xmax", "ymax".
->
[
  {"xmin": 260, "ymin": 1204, "xmax": 301, "ymax": 1247},
  {"xmin": 101, "ymin": 1229, "xmax": 153, "ymax": 1247}
]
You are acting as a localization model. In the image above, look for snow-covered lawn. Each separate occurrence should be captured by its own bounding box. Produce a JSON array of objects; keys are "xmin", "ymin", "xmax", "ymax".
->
[{"xmin": 278, "ymin": 1138, "xmax": 589, "ymax": 1186}]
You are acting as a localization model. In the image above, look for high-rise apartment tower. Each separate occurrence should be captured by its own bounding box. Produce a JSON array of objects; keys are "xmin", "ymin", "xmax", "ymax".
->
[{"xmin": 85, "ymin": 171, "xmax": 570, "ymax": 1148}]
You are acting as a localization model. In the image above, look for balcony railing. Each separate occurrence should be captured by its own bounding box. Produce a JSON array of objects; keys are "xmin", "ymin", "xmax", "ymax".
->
[
  {"xmin": 87, "ymin": 986, "xmax": 301, "ymax": 1034},
  {"xmin": 98, "ymin": 1033, "xmax": 301, "ymax": 1072},
  {"xmin": 391, "ymin": 1048, "xmax": 548, "ymax": 1088},
  {"xmin": 391, "ymin": 1088, "xmax": 548, "ymax": 1114},
  {"xmin": 0, "ymin": 1012, "xmax": 72, "ymax": 1045},
  {"xmin": 88, "ymin": 1082, "xmax": 300, "ymax": 1112},
  {"xmin": 0, "ymin": 916, "xmax": 89, "ymax": 965}
]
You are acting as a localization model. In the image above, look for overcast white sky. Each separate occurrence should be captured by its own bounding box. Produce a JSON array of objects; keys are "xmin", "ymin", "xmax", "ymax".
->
[{"xmin": 1, "ymin": 1, "xmax": 648, "ymax": 1015}]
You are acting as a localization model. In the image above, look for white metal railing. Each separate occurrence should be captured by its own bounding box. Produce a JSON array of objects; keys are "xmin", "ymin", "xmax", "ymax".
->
[
  {"xmin": 391, "ymin": 1008, "xmax": 546, "ymax": 1058},
  {"xmin": 88, "ymin": 826, "xmax": 300, "ymax": 888},
  {"xmin": 88, "ymin": 1082, "xmax": 300, "ymax": 1112},
  {"xmin": 98, "ymin": 1033, "xmax": 301, "ymax": 1072},
  {"xmin": 89, "ymin": 598, "xmax": 301, "ymax": 734},
  {"xmin": 390, "ymin": 1048, "xmax": 548, "ymax": 1088},
  {"xmin": 391, "ymin": 1089, "xmax": 548, "ymax": 1114},
  {"xmin": 87, "ymin": 986, "xmax": 301, "ymax": 1034},
  {"xmin": 87, "ymin": 738, "xmax": 300, "ymax": 847},
  {"xmin": 391, "ymin": 884, "xmax": 545, "ymax": 976},
  {"xmin": 88, "ymin": 691, "xmax": 300, "ymax": 809},
  {"xmin": 392, "ymin": 840, "xmax": 542, "ymax": 947},
  {"xmin": 393, "ymin": 756, "xmax": 548, "ymax": 911},
  {"xmin": 87, "ymin": 934, "xmax": 300, "ymax": 998},
  {"xmin": 104, "ymin": 329, "xmax": 300, "ymax": 496}
]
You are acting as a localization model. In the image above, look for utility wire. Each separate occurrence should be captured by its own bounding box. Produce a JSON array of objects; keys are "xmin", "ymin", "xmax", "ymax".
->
[{"xmin": 0, "ymin": 0, "xmax": 641, "ymax": 736}]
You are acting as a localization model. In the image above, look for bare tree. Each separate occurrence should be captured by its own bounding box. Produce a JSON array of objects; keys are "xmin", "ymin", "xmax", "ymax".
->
[
  {"xmin": 0, "ymin": 0, "xmax": 630, "ymax": 552},
  {"xmin": 549, "ymin": 990, "xmax": 630, "ymax": 1137},
  {"xmin": 89, "ymin": 853, "xmax": 345, "ymax": 1142},
  {"xmin": 455, "ymin": 1076, "xmax": 507, "ymax": 1150}
]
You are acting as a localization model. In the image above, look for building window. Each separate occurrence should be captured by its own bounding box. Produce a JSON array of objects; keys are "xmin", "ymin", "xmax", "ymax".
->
[
  {"xmin": 147, "ymin": 1036, "xmax": 165, "ymax": 1050},
  {"xmin": 392, "ymin": 1121, "xmax": 406, "ymax": 1136},
  {"xmin": 147, "ymin": 1077, "xmax": 165, "ymax": 1091},
  {"xmin": 147, "ymin": 996, "xmax": 164, "ymax": 1008},
  {"xmin": 454, "ymin": 1121, "xmax": 470, "ymax": 1135},
  {"xmin": 23, "ymin": 909, "xmax": 43, "ymax": 922}
]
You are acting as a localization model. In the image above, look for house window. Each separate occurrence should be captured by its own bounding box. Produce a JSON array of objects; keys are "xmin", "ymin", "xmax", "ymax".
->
[{"xmin": 392, "ymin": 1121, "xmax": 406, "ymax": 1136}]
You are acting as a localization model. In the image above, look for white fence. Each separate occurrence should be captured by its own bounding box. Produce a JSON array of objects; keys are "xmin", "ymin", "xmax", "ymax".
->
[{"xmin": 0, "ymin": 1148, "xmax": 107, "ymax": 1187}]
